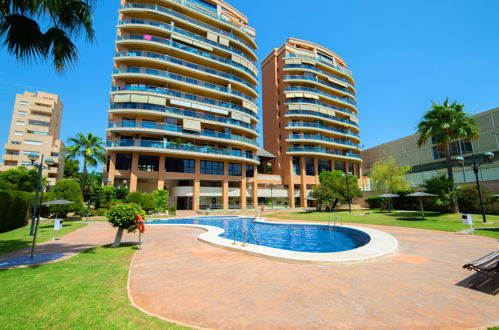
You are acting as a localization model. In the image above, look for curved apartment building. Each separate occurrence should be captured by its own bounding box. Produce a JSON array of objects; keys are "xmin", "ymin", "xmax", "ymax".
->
[
  {"xmin": 105, "ymin": 0, "xmax": 259, "ymax": 210},
  {"xmin": 262, "ymin": 38, "xmax": 362, "ymax": 208}
]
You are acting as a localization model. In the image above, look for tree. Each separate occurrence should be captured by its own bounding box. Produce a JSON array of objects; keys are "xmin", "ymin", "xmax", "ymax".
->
[
  {"xmin": 48, "ymin": 179, "xmax": 84, "ymax": 216},
  {"xmin": 152, "ymin": 189, "xmax": 169, "ymax": 212},
  {"xmin": 421, "ymin": 175, "xmax": 456, "ymax": 212},
  {"xmin": 63, "ymin": 159, "xmax": 80, "ymax": 179},
  {"xmin": 310, "ymin": 170, "xmax": 362, "ymax": 211},
  {"xmin": 106, "ymin": 203, "xmax": 146, "ymax": 248},
  {"xmin": 0, "ymin": 0, "xmax": 96, "ymax": 72},
  {"xmin": 0, "ymin": 166, "xmax": 43, "ymax": 192},
  {"xmin": 370, "ymin": 157, "xmax": 411, "ymax": 193},
  {"xmin": 65, "ymin": 133, "xmax": 105, "ymax": 194},
  {"xmin": 417, "ymin": 98, "xmax": 480, "ymax": 213}
]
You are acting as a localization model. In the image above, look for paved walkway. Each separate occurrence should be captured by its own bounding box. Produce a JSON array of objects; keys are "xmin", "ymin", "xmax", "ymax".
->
[{"xmin": 129, "ymin": 222, "xmax": 499, "ymax": 329}]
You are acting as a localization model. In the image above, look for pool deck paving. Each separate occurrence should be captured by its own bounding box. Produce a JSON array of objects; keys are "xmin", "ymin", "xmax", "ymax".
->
[{"xmin": 129, "ymin": 220, "xmax": 499, "ymax": 329}]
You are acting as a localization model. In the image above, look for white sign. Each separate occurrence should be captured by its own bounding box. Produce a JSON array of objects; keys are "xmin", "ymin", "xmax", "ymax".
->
[
  {"xmin": 461, "ymin": 214, "xmax": 473, "ymax": 225},
  {"xmin": 54, "ymin": 219, "xmax": 63, "ymax": 231}
]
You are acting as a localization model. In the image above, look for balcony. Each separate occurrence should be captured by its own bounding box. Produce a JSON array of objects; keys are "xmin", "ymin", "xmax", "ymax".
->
[
  {"xmin": 108, "ymin": 121, "xmax": 258, "ymax": 147},
  {"xmin": 283, "ymin": 75, "xmax": 355, "ymax": 98},
  {"xmin": 286, "ymin": 134, "xmax": 360, "ymax": 149},
  {"xmin": 113, "ymin": 66, "xmax": 256, "ymax": 102},
  {"xmin": 117, "ymin": 34, "xmax": 257, "ymax": 81},
  {"xmin": 114, "ymin": 50, "xmax": 257, "ymax": 92},
  {"xmin": 288, "ymin": 147, "xmax": 362, "ymax": 160},
  {"xmin": 118, "ymin": 19, "xmax": 256, "ymax": 62},
  {"xmin": 106, "ymin": 140, "xmax": 258, "ymax": 162},
  {"xmin": 285, "ymin": 122, "xmax": 359, "ymax": 138},
  {"xmin": 111, "ymin": 84, "xmax": 258, "ymax": 119},
  {"xmin": 283, "ymin": 64, "xmax": 355, "ymax": 89},
  {"xmin": 286, "ymin": 110, "xmax": 359, "ymax": 129},
  {"xmin": 285, "ymin": 86, "xmax": 357, "ymax": 108},
  {"xmin": 110, "ymin": 103, "xmax": 258, "ymax": 134},
  {"xmin": 283, "ymin": 54, "xmax": 353, "ymax": 77},
  {"xmin": 285, "ymin": 99, "xmax": 358, "ymax": 118}
]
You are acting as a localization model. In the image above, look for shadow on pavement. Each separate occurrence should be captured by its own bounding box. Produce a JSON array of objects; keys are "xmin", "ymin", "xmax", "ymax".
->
[{"xmin": 456, "ymin": 273, "xmax": 498, "ymax": 295}]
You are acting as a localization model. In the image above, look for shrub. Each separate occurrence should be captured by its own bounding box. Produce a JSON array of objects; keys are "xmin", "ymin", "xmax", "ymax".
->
[
  {"xmin": 91, "ymin": 186, "xmax": 104, "ymax": 209},
  {"xmin": 142, "ymin": 193, "xmax": 156, "ymax": 213},
  {"xmin": 168, "ymin": 206, "xmax": 176, "ymax": 216},
  {"xmin": 125, "ymin": 192, "xmax": 144, "ymax": 205},
  {"xmin": 79, "ymin": 207, "xmax": 93, "ymax": 217},
  {"xmin": 48, "ymin": 179, "xmax": 84, "ymax": 215},
  {"xmin": 152, "ymin": 189, "xmax": 169, "ymax": 212},
  {"xmin": 115, "ymin": 186, "xmax": 129, "ymax": 200},
  {"xmin": 95, "ymin": 208, "xmax": 108, "ymax": 217},
  {"xmin": 0, "ymin": 190, "xmax": 33, "ymax": 233},
  {"xmin": 365, "ymin": 196, "xmax": 384, "ymax": 209},
  {"xmin": 106, "ymin": 203, "xmax": 146, "ymax": 247}
]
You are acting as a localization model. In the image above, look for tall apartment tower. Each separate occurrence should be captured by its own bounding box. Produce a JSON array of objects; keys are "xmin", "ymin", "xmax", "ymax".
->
[
  {"xmin": 262, "ymin": 38, "xmax": 362, "ymax": 208},
  {"xmin": 105, "ymin": 0, "xmax": 260, "ymax": 211},
  {"xmin": 0, "ymin": 91, "xmax": 65, "ymax": 185}
]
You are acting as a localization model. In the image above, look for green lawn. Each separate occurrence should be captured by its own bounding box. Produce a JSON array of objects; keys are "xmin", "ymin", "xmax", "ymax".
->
[
  {"xmin": 0, "ymin": 245, "xmax": 186, "ymax": 329},
  {"xmin": 266, "ymin": 210, "xmax": 499, "ymax": 239},
  {"xmin": 0, "ymin": 222, "xmax": 87, "ymax": 255}
]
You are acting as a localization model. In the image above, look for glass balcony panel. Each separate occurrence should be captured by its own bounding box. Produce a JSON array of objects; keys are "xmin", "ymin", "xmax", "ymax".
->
[{"xmin": 286, "ymin": 110, "xmax": 359, "ymax": 128}]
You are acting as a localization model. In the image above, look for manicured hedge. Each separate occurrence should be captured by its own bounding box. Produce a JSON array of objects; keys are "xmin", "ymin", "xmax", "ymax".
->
[{"xmin": 0, "ymin": 190, "xmax": 33, "ymax": 233}]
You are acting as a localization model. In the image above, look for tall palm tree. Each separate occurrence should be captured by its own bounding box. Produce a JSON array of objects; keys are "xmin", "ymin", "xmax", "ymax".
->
[
  {"xmin": 417, "ymin": 98, "xmax": 480, "ymax": 213},
  {"xmin": 65, "ymin": 133, "xmax": 105, "ymax": 193},
  {"xmin": 0, "ymin": 0, "xmax": 95, "ymax": 72}
]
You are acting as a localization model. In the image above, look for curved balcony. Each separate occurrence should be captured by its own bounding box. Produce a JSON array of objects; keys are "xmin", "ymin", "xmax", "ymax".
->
[
  {"xmin": 283, "ymin": 74, "xmax": 355, "ymax": 98},
  {"xmin": 285, "ymin": 86, "xmax": 356, "ymax": 108},
  {"xmin": 115, "ymin": 50, "xmax": 257, "ymax": 93},
  {"xmin": 288, "ymin": 147, "xmax": 362, "ymax": 161},
  {"xmin": 118, "ymin": 19, "xmax": 256, "ymax": 63},
  {"xmin": 286, "ymin": 110, "xmax": 359, "ymax": 130},
  {"xmin": 110, "ymin": 103, "xmax": 258, "ymax": 134},
  {"xmin": 108, "ymin": 121, "xmax": 258, "ymax": 148},
  {"xmin": 283, "ymin": 64, "xmax": 355, "ymax": 90},
  {"xmin": 285, "ymin": 99, "xmax": 357, "ymax": 118},
  {"xmin": 286, "ymin": 134, "xmax": 360, "ymax": 149},
  {"xmin": 285, "ymin": 122, "xmax": 359, "ymax": 139},
  {"xmin": 284, "ymin": 54, "xmax": 353, "ymax": 78},
  {"xmin": 121, "ymin": 3, "xmax": 256, "ymax": 51},
  {"xmin": 114, "ymin": 67, "xmax": 256, "ymax": 103},
  {"xmin": 117, "ymin": 34, "xmax": 258, "ymax": 82},
  {"xmin": 111, "ymin": 84, "xmax": 258, "ymax": 120},
  {"xmin": 107, "ymin": 139, "xmax": 259, "ymax": 163}
]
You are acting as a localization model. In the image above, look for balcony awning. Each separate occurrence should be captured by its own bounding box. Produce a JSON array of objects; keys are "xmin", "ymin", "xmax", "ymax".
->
[{"xmin": 257, "ymin": 149, "xmax": 276, "ymax": 162}]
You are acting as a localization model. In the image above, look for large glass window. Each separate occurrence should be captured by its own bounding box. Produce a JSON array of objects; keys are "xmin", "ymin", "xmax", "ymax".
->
[
  {"xmin": 201, "ymin": 160, "xmax": 224, "ymax": 175},
  {"xmin": 246, "ymin": 165, "xmax": 254, "ymax": 178},
  {"xmin": 318, "ymin": 159, "xmax": 332, "ymax": 173},
  {"xmin": 28, "ymin": 120, "xmax": 50, "ymax": 127},
  {"xmin": 305, "ymin": 157, "xmax": 315, "ymax": 175},
  {"xmin": 292, "ymin": 157, "xmax": 300, "ymax": 175},
  {"xmin": 138, "ymin": 155, "xmax": 159, "ymax": 172},
  {"xmin": 228, "ymin": 163, "xmax": 242, "ymax": 176},
  {"xmin": 335, "ymin": 161, "xmax": 346, "ymax": 172},
  {"xmin": 166, "ymin": 157, "xmax": 195, "ymax": 173},
  {"xmin": 432, "ymin": 140, "xmax": 473, "ymax": 160},
  {"xmin": 116, "ymin": 153, "xmax": 132, "ymax": 170}
]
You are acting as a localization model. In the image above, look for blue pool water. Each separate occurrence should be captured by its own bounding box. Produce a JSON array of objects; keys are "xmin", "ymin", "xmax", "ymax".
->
[{"xmin": 149, "ymin": 216, "xmax": 371, "ymax": 253}]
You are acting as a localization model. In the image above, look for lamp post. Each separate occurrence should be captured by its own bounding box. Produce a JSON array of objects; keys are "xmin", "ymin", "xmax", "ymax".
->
[
  {"xmin": 456, "ymin": 152, "xmax": 494, "ymax": 223},
  {"xmin": 269, "ymin": 184, "xmax": 274, "ymax": 209},
  {"xmin": 341, "ymin": 172, "xmax": 352, "ymax": 213},
  {"xmin": 27, "ymin": 154, "xmax": 57, "ymax": 236}
]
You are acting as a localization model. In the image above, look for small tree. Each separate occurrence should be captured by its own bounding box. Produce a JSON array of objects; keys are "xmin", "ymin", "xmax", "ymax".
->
[
  {"xmin": 142, "ymin": 193, "xmax": 156, "ymax": 213},
  {"xmin": 101, "ymin": 186, "xmax": 115, "ymax": 207},
  {"xmin": 421, "ymin": 175, "xmax": 456, "ymax": 212},
  {"xmin": 126, "ymin": 192, "xmax": 144, "ymax": 205},
  {"xmin": 0, "ymin": 166, "xmax": 43, "ymax": 192},
  {"xmin": 116, "ymin": 186, "xmax": 129, "ymax": 200},
  {"xmin": 63, "ymin": 159, "xmax": 80, "ymax": 179},
  {"xmin": 106, "ymin": 203, "xmax": 146, "ymax": 248},
  {"xmin": 310, "ymin": 170, "xmax": 362, "ymax": 211},
  {"xmin": 370, "ymin": 157, "xmax": 411, "ymax": 193},
  {"xmin": 152, "ymin": 189, "xmax": 169, "ymax": 212},
  {"xmin": 48, "ymin": 179, "xmax": 84, "ymax": 216}
]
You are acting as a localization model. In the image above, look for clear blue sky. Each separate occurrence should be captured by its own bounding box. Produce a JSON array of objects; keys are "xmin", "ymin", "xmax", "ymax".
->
[{"xmin": 1, "ymin": 0, "xmax": 499, "ymax": 164}]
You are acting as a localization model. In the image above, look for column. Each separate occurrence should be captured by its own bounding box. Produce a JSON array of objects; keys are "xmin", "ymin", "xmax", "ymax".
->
[
  {"xmin": 193, "ymin": 178, "xmax": 200, "ymax": 211},
  {"xmin": 130, "ymin": 153, "xmax": 139, "ymax": 192},
  {"xmin": 107, "ymin": 153, "xmax": 116, "ymax": 185},
  {"xmin": 288, "ymin": 158, "xmax": 295, "ymax": 208},
  {"xmin": 314, "ymin": 158, "xmax": 319, "ymax": 182},
  {"xmin": 252, "ymin": 180, "xmax": 258, "ymax": 209},
  {"xmin": 300, "ymin": 157, "xmax": 307, "ymax": 207},
  {"xmin": 222, "ymin": 180, "xmax": 229, "ymax": 210},
  {"xmin": 240, "ymin": 178, "xmax": 247, "ymax": 209},
  {"xmin": 157, "ymin": 156, "xmax": 165, "ymax": 190}
]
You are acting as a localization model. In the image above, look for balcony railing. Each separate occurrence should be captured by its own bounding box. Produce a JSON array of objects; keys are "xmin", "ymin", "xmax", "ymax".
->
[
  {"xmin": 285, "ymin": 86, "xmax": 356, "ymax": 107},
  {"xmin": 114, "ymin": 66, "xmax": 256, "ymax": 102},
  {"xmin": 120, "ymin": 3, "xmax": 255, "ymax": 49},
  {"xmin": 286, "ymin": 134, "xmax": 360, "ymax": 148},
  {"xmin": 117, "ymin": 34, "xmax": 257, "ymax": 79},
  {"xmin": 283, "ymin": 75, "xmax": 355, "ymax": 97},
  {"xmin": 108, "ymin": 121, "xmax": 258, "ymax": 146},
  {"xmin": 119, "ymin": 19, "xmax": 255, "ymax": 63},
  {"xmin": 284, "ymin": 54, "xmax": 353, "ymax": 77},
  {"xmin": 285, "ymin": 99, "xmax": 357, "ymax": 118},
  {"xmin": 115, "ymin": 51, "xmax": 256, "ymax": 90},
  {"xmin": 285, "ymin": 122, "xmax": 359, "ymax": 138},
  {"xmin": 111, "ymin": 84, "xmax": 258, "ymax": 119},
  {"xmin": 110, "ymin": 103, "xmax": 258, "ymax": 133},
  {"xmin": 288, "ymin": 147, "xmax": 361, "ymax": 159},
  {"xmin": 107, "ymin": 140, "xmax": 258, "ymax": 160},
  {"xmin": 286, "ymin": 110, "xmax": 359, "ymax": 128},
  {"xmin": 283, "ymin": 64, "xmax": 354, "ymax": 88}
]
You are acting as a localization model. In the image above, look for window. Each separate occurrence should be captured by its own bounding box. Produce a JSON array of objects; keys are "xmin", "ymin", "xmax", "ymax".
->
[
  {"xmin": 245, "ymin": 150, "xmax": 253, "ymax": 159},
  {"xmin": 21, "ymin": 162, "xmax": 32, "ymax": 166},
  {"xmin": 305, "ymin": 157, "xmax": 315, "ymax": 175},
  {"xmin": 115, "ymin": 154, "xmax": 132, "ymax": 170},
  {"xmin": 318, "ymin": 159, "xmax": 331, "ymax": 173},
  {"xmin": 23, "ymin": 151, "xmax": 40, "ymax": 156},
  {"xmin": 138, "ymin": 155, "xmax": 159, "ymax": 171},
  {"xmin": 28, "ymin": 120, "xmax": 50, "ymax": 127},
  {"xmin": 246, "ymin": 165, "xmax": 254, "ymax": 178},
  {"xmin": 292, "ymin": 157, "xmax": 300, "ymax": 175},
  {"xmin": 7, "ymin": 151, "xmax": 19, "ymax": 155},
  {"xmin": 25, "ymin": 140, "xmax": 42, "ymax": 145},
  {"xmin": 19, "ymin": 101, "xmax": 28, "ymax": 106},
  {"xmin": 432, "ymin": 140, "xmax": 473, "ymax": 160},
  {"xmin": 201, "ymin": 160, "xmax": 224, "ymax": 175},
  {"xmin": 335, "ymin": 161, "xmax": 346, "ymax": 172},
  {"xmin": 27, "ymin": 130, "xmax": 48, "ymax": 136},
  {"xmin": 10, "ymin": 141, "xmax": 21, "ymax": 145},
  {"xmin": 122, "ymin": 118, "xmax": 136, "ymax": 128},
  {"xmin": 18, "ymin": 111, "xmax": 26, "ymax": 116},
  {"xmin": 16, "ymin": 121, "xmax": 24, "ymax": 126},
  {"xmin": 51, "ymin": 152, "xmax": 60, "ymax": 157},
  {"xmin": 166, "ymin": 158, "xmax": 195, "ymax": 173},
  {"xmin": 228, "ymin": 163, "xmax": 242, "ymax": 176}
]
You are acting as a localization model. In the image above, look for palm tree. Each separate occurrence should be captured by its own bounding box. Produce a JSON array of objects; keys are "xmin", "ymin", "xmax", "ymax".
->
[
  {"xmin": 417, "ymin": 98, "xmax": 480, "ymax": 213},
  {"xmin": 0, "ymin": 0, "xmax": 95, "ymax": 72},
  {"xmin": 65, "ymin": 133, "xmax": 105, "ymax": 193}
]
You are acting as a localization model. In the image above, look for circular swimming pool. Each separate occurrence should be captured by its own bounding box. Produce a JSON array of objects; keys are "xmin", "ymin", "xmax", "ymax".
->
[{"xmin": 149, "ymin": 216, "xmax": 371, "ymax": 253}]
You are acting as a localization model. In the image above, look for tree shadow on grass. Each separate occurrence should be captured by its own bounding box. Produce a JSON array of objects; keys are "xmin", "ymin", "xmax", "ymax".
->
[{"xmin": 456, "ymin": 273, "xmax": 498, "ymax": 296}]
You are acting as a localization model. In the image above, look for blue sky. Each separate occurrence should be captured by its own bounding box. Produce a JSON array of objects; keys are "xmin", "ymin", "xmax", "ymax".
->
[{"xmin": 1, "ymin": 0, "xmax": 498, "ymax": 165}]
